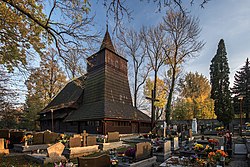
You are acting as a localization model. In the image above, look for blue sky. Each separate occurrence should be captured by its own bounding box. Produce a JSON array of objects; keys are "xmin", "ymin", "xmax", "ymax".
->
[{"xmin": 91, "ymin": 0, "xmax": 250, "ymax": 87}]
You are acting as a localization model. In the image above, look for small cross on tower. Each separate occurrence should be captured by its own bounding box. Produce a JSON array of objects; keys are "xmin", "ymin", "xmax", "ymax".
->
[{"xmin": 146, "ymin": 90, "xmax": 159, "ymax": 131}]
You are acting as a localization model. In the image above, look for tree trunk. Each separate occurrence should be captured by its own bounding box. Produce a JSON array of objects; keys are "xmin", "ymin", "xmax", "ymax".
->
[{"xmin": 165, "ymin": 66, "xmax": 176, "ymax": 125}]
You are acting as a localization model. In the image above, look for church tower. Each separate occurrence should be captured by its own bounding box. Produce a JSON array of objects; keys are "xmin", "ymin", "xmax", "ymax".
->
[
  {"xmin": 46, "ymin": 29, "xmax": 151, "ymax": 134},
  {"xmin": 84, "ymin": 30, "xmax": 132, "ymax": 106}
]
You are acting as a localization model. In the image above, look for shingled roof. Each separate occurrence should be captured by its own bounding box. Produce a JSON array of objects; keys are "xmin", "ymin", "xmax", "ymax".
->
[
  {"xmin": 99, "ymin": 29, "xmax": 115, "ymax": 52},
  {"xmin": 40, "ymin": 75, "xmax": 86, "ymax": 114},
  {"xmin": 65, "ymin": 100, "xmax": 150, "ymax": 122},
  {"xmin": 41, "ymin": 29, "xmax": 150, "ymax": 123}
]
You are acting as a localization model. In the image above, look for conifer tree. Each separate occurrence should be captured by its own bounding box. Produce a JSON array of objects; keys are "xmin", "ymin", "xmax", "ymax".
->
[
  {"xmin": 232, "ymin": 58, "xmax": 250, "ymax": 120},
  {"xmin": 210, "ymin": 39, "xmax": 233, "ymax": 127}
]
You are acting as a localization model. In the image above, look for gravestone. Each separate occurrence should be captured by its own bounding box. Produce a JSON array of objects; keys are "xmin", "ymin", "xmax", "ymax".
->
[
  {"xmin": 192, "ymin": 118, "xmax": 197, "ymax": 134},
  {"xmin": 163, "ymin": 141, "xmax": 171, "ymax": 153},
  {"xmin": 10, "ymin": 131, "xmax": 24, "ymax": 145},
  {"xmin": 107, "ymin": 132, "xmax": 119, "ymax": 142},
  {"xmin": 172, "ymin": 137, "xmax": 179, "ymax": 151},
  {"xmin": 163, "ymin": 122, "xmax": 167, "ymax": 138},
  {"xmin": 173, "ymin": 125, "xmax": 177, "ymax": 131},
  {"xmin": 81, "ymin": 130, "xmax": 88, "ymax": 147},
  {"xmin": 0, "ymin": 129, "xmax": 10, "ymax": 139},
  {"xmin": 74, "ymin": 134, "xmax": 81, "ymax": 138},
  {"xmin": 47, "ymin": 142, "xmax": 65, "ymax": 157},
  {"xmin": 135, "ymin": 142, "xmax": 152, "ymax": 161},
  {"xmin": 154, "ymin": 140, "xmax": 171, "ymax": 162},
  {"xmin": 33, "ymin": 132, "xmax": 44, "ymax": 144},
  {"xmin": 188, "ymin": 129, "xmax": 192, "ymax": 138},
  {"xmin": 77, "ymin": 154, "xmax": 110, "ymax": 167},
  {"xmin": 26, "ymin": 142, "xmax": 66, "ymax": 164},
  {"xmin": 0, "ymin": 138, "xmax": 9, "ymax": 154},
  {"xmin": 44, "ymin": 131, "xmax": 58, "ymax": 144},
  {"xmin": 0, "ymin": 138, "xmax": 4, "ymax": 149},
  {"xmin": 69, "ymin": 137, "xmax": 82, "ymax": 148},
  {"xmin": 87, "ymin": 136, "xmax": 97, "ymax": 146},
  {"xmin": 234, "ymin": 143, "xmax": 247, "ymax": 155}
]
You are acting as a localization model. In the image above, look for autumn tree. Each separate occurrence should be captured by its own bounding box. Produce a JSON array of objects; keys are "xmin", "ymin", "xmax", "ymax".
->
[
  {"xmin": 232, "ymin": 58, "xmax": 250, "ymax": 120},
  {"xmin": 210, "ymin": 39, "xmax": 233, "ymax": 127},
  {"xmin": 0, "ymin": 66, "xmax": 21, "ymax": 128},
  {"xmin": 162, "ymin": 10, "xmax": 205, "ymax": 125},
  {"xmin": 62, "ymin": 49, "xmax": 87, "ymax": 79},
  {"xmin": 144, "ymin": 77, "xmax": 167, "ymax": 120},
  {"xmin": 173, "ymin": 72, "xmax": 214, "ymax": 120},
  {"xmin": 118, "ymin": 29, "xmax": 150, "ymax": 108},
  {"xmin": 23, "ymin": 49, "xmax": 67, "ymax": 130},
  {"xmin": 141, "ymin": 25, "xmax": 167, "ymax": 126},
  {"xmin": 0, "ymin": 0, "xmax": 97, "ymax": 71}
]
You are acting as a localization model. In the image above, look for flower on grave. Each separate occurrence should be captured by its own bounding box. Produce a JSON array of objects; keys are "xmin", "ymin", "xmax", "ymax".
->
[
  {"xmin": 110, "ymin": 159, "xmax": 119, "ymax": 166},
  {"xmin": 196, "ymin": 158, "xmax": 206, "ymax": 166},
  {"xmin": 96, "ymin": 135, "xmax": 106, "ymax": 143},
  {"xmin": 189, "ymin": 154, "xmax": 198, "ymax": 163},
  {"xmin": 125, "ymin": 147, "xmax": 136, "ymax": 158},
  {"xmin": 57, "ymin": 133, "xmax": 69, "ymax": 144},
  {"xmin": 21, "ymin": 136, "xmax": 27, "ymax": 143},
  {"xmin": 194, "ymin": 143, "xmax": 203, "ymax": 151},
  {"xmin": 208, "ymin": 150, "xmax": 228, "ymax": 163},
  {"xmin": 216, "ymin": 150, "xmax": 228, "ymax": 158},
  {"xmin": 215, "ymin": 126, "xmax": 224, "ymax": 131},
  {"xmin": 208, "ymin": 139, "xmax": 218, "ymax": 146},
  {"xmin": 204, "ymin": 145, "xmax": 212, "ymax": 153},
  {"xmin": 21, "ymin": 135, "xmax": 33, "ymax": 143}
]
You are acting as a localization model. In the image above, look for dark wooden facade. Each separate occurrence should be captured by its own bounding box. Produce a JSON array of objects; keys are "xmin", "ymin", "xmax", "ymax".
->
[{"xmin": 39, "ymin": 30, "xmax": 151, "ymax": 134}]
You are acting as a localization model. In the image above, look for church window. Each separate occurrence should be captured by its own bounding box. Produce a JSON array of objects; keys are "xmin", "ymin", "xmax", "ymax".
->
[
  {"xmin": 95, "ymin": 121, "xmax": 100, "ymax": 126},
  {"xmin": 87, "ymin": 121, "xmax": 95, "ymax": 126}
]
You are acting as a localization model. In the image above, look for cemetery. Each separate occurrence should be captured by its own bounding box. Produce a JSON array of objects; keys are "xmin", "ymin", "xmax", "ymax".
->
[
  {"xmin": 1, "ymin": 3, "xmax": 250, "ymax": 166},
  {"xmin": 0, "ymin": 123, "xmax": 250, "ymax": 166}
]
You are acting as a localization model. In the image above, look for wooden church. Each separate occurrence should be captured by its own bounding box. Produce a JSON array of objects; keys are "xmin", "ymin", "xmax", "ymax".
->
[{"xmin": 39, "ymin": 30, "xmax": 151, "ymax": 134}]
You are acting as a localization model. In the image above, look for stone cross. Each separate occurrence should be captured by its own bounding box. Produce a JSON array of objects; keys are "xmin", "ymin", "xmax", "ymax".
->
[
  {"xmin": 81, "ymin": 130, "xmax": 88, "ymax": 147},
  {"xmin": 146, "ymin": 89, "xmax": 159, "ymax": 131}
]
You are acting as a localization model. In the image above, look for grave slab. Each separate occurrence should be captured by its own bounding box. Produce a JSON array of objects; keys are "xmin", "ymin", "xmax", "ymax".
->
[
  {"xmin": 172, "ymin": 137, "xmax": 179, "ymax": 151},
  {"xmin": 153, "ymin": 141, "xmax": 171, "ymax": 162},
  {"xmin": 10, "ymin": 131, "xmax": 24, "ymax": 145},
  {"xmin": 0, "ymin": 138, "xmax": 9, "ymax": 155},
  {"xmin": 98, "ymin": 141, "xmax": 123, "ymax": 151},
  {"xmin": 77, "ymin": 153, "xmax": 110, "ymax": 167},
  {"xmin": 69, "ymin": 137, "xmax": 82, "ymax": 148},
  {"xmin": 47, "ymin": 142, "xmax": 65, "ymax": 157},
  {"xmin": 87, "ymin": 136, "xmax": 97, "ymax": 146},
  {"xmin": 44, "ymin": 131, "xmax": 58, "ymax": 144},
  {"xmin": 33, "ymin": 132, "xmax": 44, "ymax": 145},
  {"xmin": 135, "ymin": 142, "xmax": 152, "ymax": 161},
  {"xmin": 107, "ymin": 132, "xmax": 120, "ymax": 142},
  {"xmin": 234, "ymin": 143, "xmax": 247, "ymax": 155},
  {"xmin": 118, "ymin": 156, "xmax": 156, "ymax": 167},
  {"xmin": 26, "ymin": 153, "xmax": 67, "ymax": 165},
  {"xmin": 13, "ymin": 143, "xmax": 51, "ymax": 153},
  {"xmin": 63, "ymin": 145, "xmax": 99, "ymax": 158},
  {"xmin": 0, "ymin": 130, "xmax": 10, "ymax": 139}
]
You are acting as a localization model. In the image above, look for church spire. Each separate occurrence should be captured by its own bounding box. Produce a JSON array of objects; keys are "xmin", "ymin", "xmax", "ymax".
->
[{"xmin": 100, "ymin": 26, "xmax": 115, "ymax": 52}]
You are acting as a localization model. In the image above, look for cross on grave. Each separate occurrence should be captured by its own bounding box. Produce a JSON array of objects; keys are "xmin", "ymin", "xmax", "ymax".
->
[
  {"xmin": 81, "ymin": 130, "xmax": 88, "ymax": 147},
  {"xmin": 146, "ymin": 89, "xmax": 159, "ymax": 131}
]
